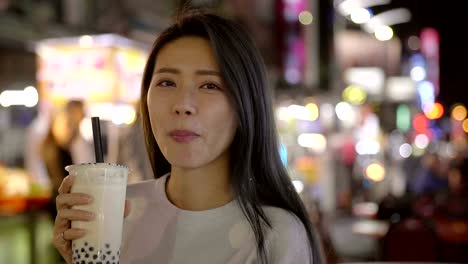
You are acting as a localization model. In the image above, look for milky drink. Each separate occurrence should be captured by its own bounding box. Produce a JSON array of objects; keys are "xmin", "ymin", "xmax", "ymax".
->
[{"xmin": 66, "ymin": 163, "xmax": 128, "ymax": 264}]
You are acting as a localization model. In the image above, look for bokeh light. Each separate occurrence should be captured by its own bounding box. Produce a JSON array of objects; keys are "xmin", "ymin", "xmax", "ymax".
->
[
  {"xmin": 298, "ymin": 11, "xmax": 313, "ymax": 25},
  {"xmin": 0, "ymin": 86, "xmax": 38, "ymax": 107},
  {"xmin": 414, "ymin": 134, "xmax": 429, "ymax": 149},
  {"xmin": 396, "ymin": 105, "xmax": 411, "ymax": 132},
  {"xmin": 366, "ymin": 163, "xmax": 385, "ymax": 182},
  {"xmin": 292, "ymin": 180, "xmax": 304, "ymax": 193},
  {"xmin": 335, "ymin": 102, "xmax": 353, "ymax": 121},
  {"xmin": 408, "ymin": 36, "xmax": 420, "ymax": 51},
  {"xmin": 305, "ymin": 103, "xmax": 319, "ymax": 121},
  {"xmin": 342, "ymin": 85, "xmax": 367, "ymax": 105},
  {"xmin": 452, "ymin": 104, "xmax": 467, "ymax": 121},
  {"xmin": 410, "ymin": 66, "xmax": 426, "ymax": 81},
  {"xmin": 297, "ymin": 133, "xmax": 327, "ymax": 153},
  {"xmin": 374, "ymin": 25, "xmax": 393, "ymax": 41},
  {"xmin": 276, "ymin": 106, "xmax": 291, "ymax": 121},
  {"xmin": 399, "ymin": 143, "xmax": 412, "ymax": 158},
  {"xmin": 463, "ymin": 119, "xmax": 468, "ymax": 133},
  {"xmin": 355, "ymin": 140, "xmax": 380, "ymax": 155},
  {"xmin": 112, "ymin": 105, "xmax": 136, "ymax": 125},
  {"xmin": 350, "ymin": 8, "xmax": 371, "ymax": 24},
  {"xmin": 423, "ymin": 102, "xmax": 444, "ymax": 120},
  {"xmin": 413, "ymin": 114, "xmax": 428, "ymax": 133}
]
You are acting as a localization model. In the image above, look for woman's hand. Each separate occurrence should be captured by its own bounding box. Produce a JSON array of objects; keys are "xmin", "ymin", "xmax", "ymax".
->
[{"xmin": 52, "ymin": 175, "xmax": 131, "ymax": 263}]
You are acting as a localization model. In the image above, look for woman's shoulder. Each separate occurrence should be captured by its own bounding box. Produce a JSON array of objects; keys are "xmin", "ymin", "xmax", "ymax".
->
[
  {"xmin": 262, "ymin": 206, "xmax": 306, "ymax": 233},
  {"xmin": 127, "ymin": 174, "xmax": 167, "ymax": 187},
  {"xmin": 262, "ymin": 206, "xmax": 313, "ymax": 263},
  {"xmin": 126, "ymin": 175, "xmax": 167, "ymax": 199}
]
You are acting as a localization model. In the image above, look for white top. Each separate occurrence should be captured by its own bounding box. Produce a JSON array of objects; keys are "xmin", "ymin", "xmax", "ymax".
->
[{"xmin": 121, "ymin": 174, "xmax": 313, "ymax": 263}]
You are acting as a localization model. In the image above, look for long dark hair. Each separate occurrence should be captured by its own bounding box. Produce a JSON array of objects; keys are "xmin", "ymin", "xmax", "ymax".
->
[{"xmin": 140, "ymin": 10, "xmax": 323, "ymax": 263}]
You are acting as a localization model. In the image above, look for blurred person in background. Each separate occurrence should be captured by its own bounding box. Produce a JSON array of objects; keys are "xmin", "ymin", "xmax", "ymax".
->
[
  {"xmin": 52, "ymin": 10, "xmax": 323, "ymax": 264},
  {"xmin": 409, "ymin": 152, "xmax": 448, "ymax": 195},
  {"xmin": 434, "ymin": 156, "xmax": 468, "ymax": 219},
  {"xmin": 24, "ymin": 102, "xmax": 52, "ymax": 188},
  {"xmin": 41, "ymin": 100, "xmax": 91, "ymax": 217}
]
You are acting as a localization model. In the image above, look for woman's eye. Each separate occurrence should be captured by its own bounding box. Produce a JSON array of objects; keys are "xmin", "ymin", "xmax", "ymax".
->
[
  {"xmin": 157, "ymin": 80, "xmax": 175, "ymax": 87},
  {"xmin": 201, "ymin": 83, "xmax": 220, "ymax": 90}
]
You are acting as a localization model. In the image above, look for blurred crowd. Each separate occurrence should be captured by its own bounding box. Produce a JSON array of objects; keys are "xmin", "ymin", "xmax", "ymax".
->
[{"xmin": 376, "ymin": 146, "xmax": 468, "ymax": 262}]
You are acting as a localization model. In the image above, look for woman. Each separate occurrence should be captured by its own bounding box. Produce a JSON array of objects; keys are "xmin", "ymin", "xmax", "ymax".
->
[
  {"xmin": 53, "ymin": 10, "xmax": 323, "ymax": 263},
  {"xmin": 41, "ymin": 100, "xmax": 87, "ymax": 217}
]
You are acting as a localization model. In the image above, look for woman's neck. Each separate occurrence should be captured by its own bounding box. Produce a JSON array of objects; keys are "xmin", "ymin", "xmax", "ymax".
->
[{"xmin": 166, "ymin": 157, "xmax": 234, "ymax": 211}]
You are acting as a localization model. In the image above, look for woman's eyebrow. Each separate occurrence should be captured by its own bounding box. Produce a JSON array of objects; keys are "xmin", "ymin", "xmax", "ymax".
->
[
  {"xmin": 154, "ymin": 67, "xmax": 179, "ymax": 75},
  {"xmin": 154, "ymin": 68, "xmax": 221, "ymax": 77}
]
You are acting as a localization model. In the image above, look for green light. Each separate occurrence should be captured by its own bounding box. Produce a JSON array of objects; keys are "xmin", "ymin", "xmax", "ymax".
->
[{"xmin": 397, "ymin": 105, "xmax": 411, "ymax": 132}]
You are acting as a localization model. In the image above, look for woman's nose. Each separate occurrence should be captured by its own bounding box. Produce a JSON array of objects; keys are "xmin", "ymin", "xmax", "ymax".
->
[
  {"xmin": 174, "ymin": 108, "xmax": 193, "ymax": 115},
  {"xmin": 172, "ymin": 91, "xmax": 197, "ymax": 116}
]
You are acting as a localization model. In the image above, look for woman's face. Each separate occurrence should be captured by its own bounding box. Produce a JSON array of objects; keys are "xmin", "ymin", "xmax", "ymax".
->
[{"xmin": 147, "ymin": 36, "xmax": 237, "ymax": 169}]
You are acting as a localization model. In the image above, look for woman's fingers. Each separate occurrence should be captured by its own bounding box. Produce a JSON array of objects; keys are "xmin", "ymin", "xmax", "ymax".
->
[
  {"xmin": 53, "ymin": 227, "xmax": 86, "ymax": 264},
  {"xmin": 57, "ymin": 208, "xmax": 95, "ymax": 222},
  {"xmin": 56, "ymin": 193, "xmax": 93, "ymax": 210},
  {"xmin": 124, "ymin": 199, "xmax": 131, "ymax": 218},
  {"xmin": 53, "ymin": 175, "xmax": 93, "ymax": 264},
  {"xmin": 58, "ymin": 175, "xmax": 74, "ymax": 195},
  {"xmin": 63, "ymin": 228, "xmax": 87, "ymax": 240}
]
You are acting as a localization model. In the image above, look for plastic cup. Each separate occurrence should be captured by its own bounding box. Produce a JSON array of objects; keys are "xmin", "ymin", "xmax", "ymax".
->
[{"xmin": 66, "ymin": 163, "xmax": 128, "ymax": 264}]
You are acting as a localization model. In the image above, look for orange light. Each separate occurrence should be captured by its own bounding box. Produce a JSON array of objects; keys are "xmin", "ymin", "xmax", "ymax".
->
[
  {"xmin": 463, "ymin": 119, "xmax": 468, "ymax": 133},
  {"xmin": 424, "ymin": 102, "xmax": 444, "ymax": 120},
  {"xmin": 413, "ymin": 114, "xmax": 428, "ymax": 133},
  {"xmin": 452, "ymin": 105, "xmax": 467, "ymax": 121}
]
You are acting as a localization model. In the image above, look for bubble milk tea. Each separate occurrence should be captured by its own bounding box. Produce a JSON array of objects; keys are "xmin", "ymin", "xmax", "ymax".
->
[{"xmin": 66, "ymin": 163, "xmax": 128, "ymax": 264}]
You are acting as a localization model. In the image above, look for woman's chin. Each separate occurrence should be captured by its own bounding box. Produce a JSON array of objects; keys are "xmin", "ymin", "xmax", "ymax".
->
[{"xmin": 167, "ymin": 157, "xmax": 207, "ymax": 170}]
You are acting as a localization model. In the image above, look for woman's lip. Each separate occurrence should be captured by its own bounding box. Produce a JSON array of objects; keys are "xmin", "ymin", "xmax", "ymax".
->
[
  {"xmin": 169, "ymin": 130, "xmax": 200, "ymax": 143},
  {"xmin": 169, "ymin": 130, "xmax": 200, "ymax": 137}
]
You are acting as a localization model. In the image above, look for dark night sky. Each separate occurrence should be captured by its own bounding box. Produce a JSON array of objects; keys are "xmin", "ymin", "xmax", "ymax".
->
[
  {"xmin": 378, "ymin": 0, "xmax": 467, "ymax": 108},
  {"xmin": 413, "ymin": 1, "xmax": 467, "ymax": 108},
  {"xmin": 437, "ymin": 4, "xmax": 468, "ymax": 108}
]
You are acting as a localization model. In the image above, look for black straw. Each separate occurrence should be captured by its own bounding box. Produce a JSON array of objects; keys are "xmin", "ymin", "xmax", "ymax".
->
[{"xmin": 91, "ymin": 117, "xmax": 104, "ymax": 163}]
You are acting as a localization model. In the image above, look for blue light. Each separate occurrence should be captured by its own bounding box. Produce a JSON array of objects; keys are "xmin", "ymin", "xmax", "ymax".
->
[
  {"xmin": 417, "ymin": 81, "xmax": 435, "ymax": 110},
  {"xmin": 410, "ymin": 53, "xmax": 426, "ymax": 67},
  {"xmin": 279, "ymin": 143, "xmax": 288, "ymax": 166}
]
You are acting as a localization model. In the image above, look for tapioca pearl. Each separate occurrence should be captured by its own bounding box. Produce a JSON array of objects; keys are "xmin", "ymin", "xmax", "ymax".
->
[
  {"xmin": 84, "ymin": 242, "xmax": 88, "ymax": 247},
  {"xmin": 81, "ymin": 248, "xmax": 85, "ymax": 253},
  {"xmin": 80, "ymin": 260, "xmax": 85, "ymax": 264},
  {"xmin": 85, "ymin": 253, "xmax": 89, "ymax": 258},
  {"xmin": 101, "ymin": 254, "xmax": 106, "ymax": 260},
  {"xmin": 106, "ymin": 250, "xmax": 112, "ymax": 255},
  {"xmin": 93, "ymin": 254, "xmax": 98, "ymax": 260},
  {"xmin": 89, "ymin": 246, "xmax": 94, "ymax": 252}
]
